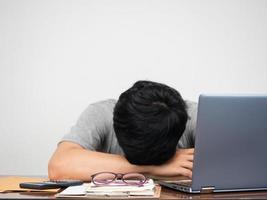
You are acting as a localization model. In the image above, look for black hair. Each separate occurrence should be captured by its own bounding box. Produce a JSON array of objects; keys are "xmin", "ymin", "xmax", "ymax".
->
[{"xmin": 113, "ymin": 80, "xmax": 188, "ymax": 165}]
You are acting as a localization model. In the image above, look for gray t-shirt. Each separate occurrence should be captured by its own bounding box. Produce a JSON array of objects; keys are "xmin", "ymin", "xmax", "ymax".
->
[{"xmin": 61, "ymin": 99, "xmax": 198, "ymax": 155}]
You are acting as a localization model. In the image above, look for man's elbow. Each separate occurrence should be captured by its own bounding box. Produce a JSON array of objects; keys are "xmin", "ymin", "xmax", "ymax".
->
[{"xmin": 48, "ymin": 158, "xmax": 68, "ymax": 180}]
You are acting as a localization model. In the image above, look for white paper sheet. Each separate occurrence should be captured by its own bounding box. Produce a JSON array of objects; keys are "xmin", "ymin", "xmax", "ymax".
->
[{"xmin": 57, "ymin": 183, "xmax": 88, "ymax": 196}]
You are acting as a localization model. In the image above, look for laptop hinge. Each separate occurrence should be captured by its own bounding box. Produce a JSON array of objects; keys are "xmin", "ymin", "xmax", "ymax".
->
[{"xmin": 200, "ymin": 186, "xmax": 215, "ymax": 193}]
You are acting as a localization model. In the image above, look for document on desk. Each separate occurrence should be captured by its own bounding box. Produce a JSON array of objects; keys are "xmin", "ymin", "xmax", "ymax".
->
[
  {"xmin": 57, "ymin": 183, "xmax": 88, "ymax": 196},
  {"xmin": 56, "ymin": 179, "xmax": 161, "ymax": 199}
]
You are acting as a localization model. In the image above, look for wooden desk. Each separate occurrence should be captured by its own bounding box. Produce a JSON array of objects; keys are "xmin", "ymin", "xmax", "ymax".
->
[
  {"xmin": 160, "ymin": 187, "xmax": 267, "ymax": 199},
  {"xmin": 1, "ymin": 187, "xmax": 267, "ymax": 199}
]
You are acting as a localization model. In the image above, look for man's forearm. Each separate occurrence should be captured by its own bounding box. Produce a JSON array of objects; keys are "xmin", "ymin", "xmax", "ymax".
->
[{"xmin": 48, "ymin": 142, "xmax": 146, "ymax": 181}]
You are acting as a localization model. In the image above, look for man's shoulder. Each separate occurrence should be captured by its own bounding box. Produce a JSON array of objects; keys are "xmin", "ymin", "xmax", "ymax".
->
[
  {"xmin": 78, "ymin": 99, "xmax": 117, "ymax": 126},
  {"xmin": 62, "ymin": 99, "xmax": 118, "ymax": 151},
  {"xmin": 186, "ymin": 100, "xmax": 197, "ymax": 107},
  {"xmin": 91, "ymin": 99, "xmax": 117, "ymax": 107},
  {"xmin": 177, "ymin": 100, "xmax": 198, "ymax": 148},
  {"xmin": 85, "ymin": 99, "xmax": 117, "ymax": 114},
  {"xmin": 186, "ymin": 100, "xmax": 198, "ymax": 115}
]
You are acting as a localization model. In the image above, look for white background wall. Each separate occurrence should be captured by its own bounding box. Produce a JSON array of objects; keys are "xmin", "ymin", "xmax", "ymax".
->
[{"xmin": 0, "ymin": 0, "xmax": 267, "ymax": 176}]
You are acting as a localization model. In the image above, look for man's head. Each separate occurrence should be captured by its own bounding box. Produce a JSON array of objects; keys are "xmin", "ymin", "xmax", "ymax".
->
[{"xmin": 113, "ymin": 80, "xmax": 188, "ymax": 165}]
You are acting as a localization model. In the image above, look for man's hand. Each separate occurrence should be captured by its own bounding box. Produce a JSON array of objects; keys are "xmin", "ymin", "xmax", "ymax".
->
[{"xmin": 147, "ymin": 148, "xmax": 194, "ymax": 179}]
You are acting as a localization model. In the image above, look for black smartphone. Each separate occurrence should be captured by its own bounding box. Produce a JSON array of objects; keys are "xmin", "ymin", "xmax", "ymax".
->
[{"xmin": 19, "ymin": 180, "xmax": 83, "ymax": 190}]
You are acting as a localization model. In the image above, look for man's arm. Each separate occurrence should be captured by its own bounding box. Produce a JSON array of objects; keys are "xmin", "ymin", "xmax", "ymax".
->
[
  {"xmin": 48, "ymin": 141, "xmax": 142, "ymax": 181},
  {"xmin": 48, "ymin": 141, "xmax": 194, "ymax": 181}
]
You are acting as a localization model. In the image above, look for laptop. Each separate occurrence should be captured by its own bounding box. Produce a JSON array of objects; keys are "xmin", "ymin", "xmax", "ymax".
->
[{"xmin": 158, "ymin": 95, "xmax": 267, "ymax": 193}]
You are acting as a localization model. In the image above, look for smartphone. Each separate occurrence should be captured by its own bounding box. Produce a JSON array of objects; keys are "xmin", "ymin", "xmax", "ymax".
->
[{"xmin": 19, "ymin": 179, "xmax": 83, "ymax": 189}]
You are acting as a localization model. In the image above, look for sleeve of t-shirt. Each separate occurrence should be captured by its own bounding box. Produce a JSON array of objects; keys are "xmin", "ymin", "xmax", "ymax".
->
[
  {"xmin": 187, "ymin": 101, "xmax": 198, "ymax": 146},
  {"xmin": 60, "ymin": 100, "xmax": 113, "ymax": 151},
  {"xmin": 178, "ymin": 101, "xmax": 198, "ymax": 148}
]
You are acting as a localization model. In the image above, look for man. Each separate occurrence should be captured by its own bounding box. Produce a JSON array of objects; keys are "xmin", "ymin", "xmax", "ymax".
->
[{"xmin": 48, "ymin": 81, "xmax": 197, "ymax": 181}]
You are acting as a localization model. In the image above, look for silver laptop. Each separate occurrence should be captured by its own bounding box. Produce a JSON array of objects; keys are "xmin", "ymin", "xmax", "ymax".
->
[{"xmin": 158, "ymin": 95, "xmax": 267, "ymax": 193}]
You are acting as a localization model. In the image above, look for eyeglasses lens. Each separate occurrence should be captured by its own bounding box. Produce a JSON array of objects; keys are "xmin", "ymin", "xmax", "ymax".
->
[
  {"xmin": 123, "ymin": 173, "xmax": 146, "ymax": 184},
  {"xmin": 93, "ymin": 172, "xmax": 116, "ymax": 184}
]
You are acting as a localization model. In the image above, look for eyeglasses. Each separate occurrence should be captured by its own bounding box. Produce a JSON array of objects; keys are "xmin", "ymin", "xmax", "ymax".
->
[{"xmin": 91, "ymin": 172, "xmax": 147, "ymax": 186}]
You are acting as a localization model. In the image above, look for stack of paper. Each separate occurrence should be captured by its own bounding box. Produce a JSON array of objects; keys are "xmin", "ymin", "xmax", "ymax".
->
[
  {"xmin": 56, "ymin": 179, "xmax": 161, "ymax": 200},
  {"xmin": 86, "ymin": 179, "xmax": 155, "ymax": 197},
  {"xmin": 57, "ymin": 179, "xmax": 161, "ymax": 199}
]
